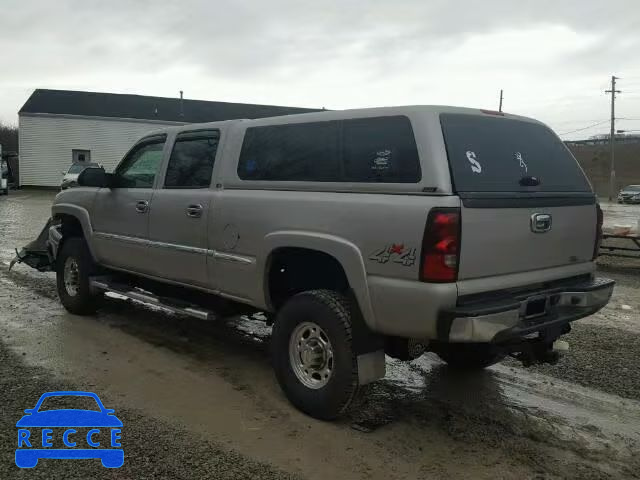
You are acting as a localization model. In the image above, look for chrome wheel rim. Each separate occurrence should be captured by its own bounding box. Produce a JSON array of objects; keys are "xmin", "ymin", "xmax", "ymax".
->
[
  {"xmin": 289, "ymin": 321, "xmax": 334, "ymax": 389},
  {"xmin": 63, "ymin": 257, "xmax": 80, "ymax": 297}
]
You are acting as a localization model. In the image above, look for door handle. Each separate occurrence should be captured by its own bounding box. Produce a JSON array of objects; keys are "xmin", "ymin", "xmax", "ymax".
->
[
  {"xmin": 135, "ymin": 200, "xmax": 149, "ymax": 213},
  {"xmin": 186, "ymin": 204, "xmax": 203, "ymax": 218}
]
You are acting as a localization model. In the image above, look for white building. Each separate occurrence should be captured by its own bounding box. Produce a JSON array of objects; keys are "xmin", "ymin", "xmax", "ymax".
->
[{"xmin": 18, "ymin": 89, "xmax": 317, "ymax": 187}]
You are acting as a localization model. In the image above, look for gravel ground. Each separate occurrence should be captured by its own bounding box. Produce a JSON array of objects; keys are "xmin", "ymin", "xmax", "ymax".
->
[
  {"xmin": 505, "ymin": 323, "xmax": 640, "ymax": 401},
  {"xmin": 0, "ymin": 342, "xmax": 298, "ymax": 480},
  {"xmin": 501, "ymin": 254, "xmax": 640, "ymax": 401}
]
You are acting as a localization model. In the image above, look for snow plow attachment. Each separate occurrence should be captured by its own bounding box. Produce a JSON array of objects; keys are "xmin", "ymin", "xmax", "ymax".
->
[{"xmin": 9, "ymin": 218, "xmax": 55, "ymax": 272}]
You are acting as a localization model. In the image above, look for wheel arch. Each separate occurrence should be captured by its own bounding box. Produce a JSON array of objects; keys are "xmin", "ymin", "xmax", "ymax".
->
[
  {"xmin": 261, "ymin": 231, "xmax": 376, "ymax": 331},
  {"xmin": 51, "ymin": 203, "xmax": 97, "ymax": 260}
]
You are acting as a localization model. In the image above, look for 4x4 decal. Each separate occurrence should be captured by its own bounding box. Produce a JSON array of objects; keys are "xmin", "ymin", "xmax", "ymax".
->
[{"xmin": 369, "ymin": 244, "xmax": 417, "ymax": 266}]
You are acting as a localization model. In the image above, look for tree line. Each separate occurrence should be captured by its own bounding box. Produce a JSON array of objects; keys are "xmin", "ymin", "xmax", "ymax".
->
[{"xmin": 0, "ymin": 123, "xmax": 18, "ymax": 153}]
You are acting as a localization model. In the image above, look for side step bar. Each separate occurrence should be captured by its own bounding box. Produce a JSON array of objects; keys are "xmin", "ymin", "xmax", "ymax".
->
[{"xmin": 90, "ymin": 277, "xmax": 217, "ymax": 321}]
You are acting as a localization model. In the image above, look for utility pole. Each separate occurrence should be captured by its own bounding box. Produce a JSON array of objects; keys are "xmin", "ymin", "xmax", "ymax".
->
[
  {"xmin": 498, "ymin": 89, "xmax": 504, "ymax": 112},
  {"xmin": 605, "ymin": 76, "xmax": 621, "ymax": 201}
]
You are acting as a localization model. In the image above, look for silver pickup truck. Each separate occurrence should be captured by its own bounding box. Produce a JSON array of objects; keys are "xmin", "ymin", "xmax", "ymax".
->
[{"xmin": 15, "ymin": 106, "xmax": 614, "ymax": 419}]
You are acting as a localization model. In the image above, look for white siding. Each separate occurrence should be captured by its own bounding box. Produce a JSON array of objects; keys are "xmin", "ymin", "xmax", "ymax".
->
[{"xmin": 19, "ymin": 115, "xmax": 180, "ymax": 187}]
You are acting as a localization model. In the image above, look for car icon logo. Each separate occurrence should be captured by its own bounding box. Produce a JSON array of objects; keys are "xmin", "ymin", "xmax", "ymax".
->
[{"xmin": 15, "ymin": 391, "xmax": 123, "ymax": 468}]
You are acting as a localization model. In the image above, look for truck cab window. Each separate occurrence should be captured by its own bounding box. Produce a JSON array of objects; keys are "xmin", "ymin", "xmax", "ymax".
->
[
  {"xmin": 114, "ymin": 136, "xmax": 166, "ymax": 188},
  {"xmin": 164, "ymin": 130, "xmax": 220, "ymax": 188}
]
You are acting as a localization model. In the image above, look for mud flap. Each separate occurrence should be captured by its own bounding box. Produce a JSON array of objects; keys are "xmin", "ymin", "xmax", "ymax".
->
[
  {"xmin": 349, "ymin": 293, "xmax": 386, "ymax": 385},
  {"xmin": 9, "ymin": 219, "xmax": 55, "ymax": 272},
  {"xmin": 357, "ymin": 351, "xmax": 386, "ymax": 385}
]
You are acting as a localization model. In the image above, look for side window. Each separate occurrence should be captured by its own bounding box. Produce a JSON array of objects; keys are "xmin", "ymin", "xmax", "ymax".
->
[
  {"xmin": 164, "ymin": 130, "xmax": 219, "ymax": 188},
  {"xmin": 115, "ymin": 136, "xmax": 166, "ymax": 188},
  {"xmin": 238, "ymin": 121, "xmax": 340, "ymax": 181},
  {"xmin": 342, "ymin": 116, "xmax": 421, "ymax": 183},
  {"xmin": 237, "ymin": 116, "xmax": 421, "ymax": 183}
]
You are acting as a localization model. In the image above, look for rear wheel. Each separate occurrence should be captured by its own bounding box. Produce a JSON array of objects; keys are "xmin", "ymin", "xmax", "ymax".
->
[
  {"xmin": 436, "ymin": 344, "xmax": 504, "ymax": 370},
  {"xmin": 56, "ymin": 237, "xmax": 100, "ymax": 315},
  {"xmin": 271, "ymin": 290, "xmax": 360, "ymax": 420}
]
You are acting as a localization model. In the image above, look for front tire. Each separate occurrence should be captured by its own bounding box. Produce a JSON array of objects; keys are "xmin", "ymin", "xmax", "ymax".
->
[
  {"xmin": 436, "ymin": 344, "xmax": 504, "ymax": 370},
  {"xmin": 56, "ymin": 237, "xmax": 100, "ymax": 315},
  {"xmin": 271, "ymin": 290, "xmax": 360, "ymax": 420}
]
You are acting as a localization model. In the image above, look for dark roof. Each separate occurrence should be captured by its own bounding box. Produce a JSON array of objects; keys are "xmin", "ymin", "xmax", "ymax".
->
[{"xmin": 19, "ymin": 89, "xmax": 322, "ymax": 123}]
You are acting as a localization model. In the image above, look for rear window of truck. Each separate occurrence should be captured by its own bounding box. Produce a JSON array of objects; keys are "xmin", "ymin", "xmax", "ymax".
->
[
  {"xmin": 237, "ymin": 116, "xmax": 421, "ymax": 183},
  {"xmin": 440, "ymin": 114, "xmax": 591, "ymax": 193}
]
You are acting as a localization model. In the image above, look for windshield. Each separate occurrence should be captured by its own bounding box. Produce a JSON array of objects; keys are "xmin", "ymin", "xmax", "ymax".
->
[
  {"xmin": 622, "ymin": 185, "xmax": 640, "ymax": 192},
  {"xmin": 440, "ymin": 114, "xmax": 591, "ymax": 193},
  {"xmin": 38, "ymin": 395, "xmax": 101, "ymax": 412},
  {"xmin": 67, "ymin": 164, "xmax": 87, "ymax": 174}
]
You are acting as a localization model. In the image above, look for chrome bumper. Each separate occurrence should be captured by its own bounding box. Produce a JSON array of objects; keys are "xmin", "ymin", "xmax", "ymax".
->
[{"xmin": 439, "ymin": 277, "xmax": 615, "ymax": 343}]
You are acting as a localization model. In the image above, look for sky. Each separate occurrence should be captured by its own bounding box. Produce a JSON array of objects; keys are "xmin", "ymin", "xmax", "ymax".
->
[{"xmin": 2, "ymin": 0, "xmax": 640, "ymax": 139}]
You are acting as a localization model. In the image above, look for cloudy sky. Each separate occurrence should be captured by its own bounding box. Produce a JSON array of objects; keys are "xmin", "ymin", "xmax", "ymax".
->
[{"xmin": 2, "ymin": 0, "xmax": 640, "ymax": 139}]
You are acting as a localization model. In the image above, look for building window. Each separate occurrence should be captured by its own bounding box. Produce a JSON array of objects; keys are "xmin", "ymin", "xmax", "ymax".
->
[{"xmin": 72, "ymin": 149, "xmax": 91, "ymax": 163}]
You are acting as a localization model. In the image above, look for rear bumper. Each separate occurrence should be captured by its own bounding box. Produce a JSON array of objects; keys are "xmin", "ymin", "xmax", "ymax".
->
[{"xmin": 438, "ymin": 277, "xmax": 614, "ymax": 343}]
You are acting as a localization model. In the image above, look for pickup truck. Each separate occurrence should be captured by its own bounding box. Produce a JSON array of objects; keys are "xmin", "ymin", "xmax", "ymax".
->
[{"xmin": 14, "ymin": 106, "xmax": 614, "ymax": 419}]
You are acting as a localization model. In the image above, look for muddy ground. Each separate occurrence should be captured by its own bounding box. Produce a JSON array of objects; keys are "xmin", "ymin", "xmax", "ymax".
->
[{"xmin": 0, "ymin": 190, "xmax": 639, "ymax": 479}]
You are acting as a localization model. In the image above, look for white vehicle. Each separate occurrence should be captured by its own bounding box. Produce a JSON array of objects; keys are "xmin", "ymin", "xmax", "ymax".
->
[{"xmin": 1, "ymin": 159, "xmax": 9, "ymax": 195}]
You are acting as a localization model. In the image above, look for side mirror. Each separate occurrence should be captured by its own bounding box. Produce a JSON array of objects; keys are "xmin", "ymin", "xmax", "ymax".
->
[
  {"xmin": 24, "ymin": 409, "xmax": 34, "ymax": 414},
  {"xmin": 77, "ymin": 167, "xmax": 111, "ymax": 188}
]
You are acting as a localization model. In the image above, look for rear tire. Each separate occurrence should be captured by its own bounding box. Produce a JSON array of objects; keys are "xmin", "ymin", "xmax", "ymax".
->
[
  {"xmin": 56, "ymin": 237, "xmax": 100, "ymax": 315},
  {"xmin": 271, "ymin": 290, "xmax": 360, "ymax": 420},
  {"xmin": 436, "ymin": 344, "xmax": 504, "ymax": 370}
]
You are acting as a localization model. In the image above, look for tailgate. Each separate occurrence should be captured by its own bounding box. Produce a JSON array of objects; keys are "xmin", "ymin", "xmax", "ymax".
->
[
  {"xmin": 440, "ymin": 112, "xmax": 597, "ymax": 280},
  {"xmin": 458, "ymin": 202, "xmax": 596, "ymax": 279}
]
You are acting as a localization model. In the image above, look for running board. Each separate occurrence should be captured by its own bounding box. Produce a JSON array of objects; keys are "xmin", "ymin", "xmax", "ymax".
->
[{"xmin": 90, "ymin": 277, "xmax": 217, "ymax": 321}]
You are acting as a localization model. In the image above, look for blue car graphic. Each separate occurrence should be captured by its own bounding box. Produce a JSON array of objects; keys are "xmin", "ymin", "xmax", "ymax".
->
[{"xmin": 16, "ymin": 391, "xmax": 123, "ymax": 468}]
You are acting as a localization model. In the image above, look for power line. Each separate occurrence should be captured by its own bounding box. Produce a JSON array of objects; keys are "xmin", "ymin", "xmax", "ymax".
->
[
  {"xmin": 553, "ymin": 118, "xmax": 608, "ymax": 125},
  {"xmin": 558, "ymin": 119, "xmax": 611, "ymax": 135}
]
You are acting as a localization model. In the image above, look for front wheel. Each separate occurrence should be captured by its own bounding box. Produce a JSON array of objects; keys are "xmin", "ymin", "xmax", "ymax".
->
[
  {"xmin": 56, "ymin": 237, "xmax": 100, "ymax": 315},
  {"xmin": 271, "ymin": 290, "xmax": 360, "ymax": 420},
  {"xmin": 435, "ymin": 344, "xmax": 504, "ymax": 370}
]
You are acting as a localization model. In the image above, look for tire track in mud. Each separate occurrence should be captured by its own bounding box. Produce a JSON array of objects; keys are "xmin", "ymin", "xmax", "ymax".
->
[{"xmin": 349, "ymin": 357, "xmax": 640, "ymax": 479}]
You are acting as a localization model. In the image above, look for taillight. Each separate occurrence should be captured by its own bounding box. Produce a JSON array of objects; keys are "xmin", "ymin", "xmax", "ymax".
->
[
  {"xmin": 420, "ymin": 208, "xmax": 460, "ymax": 282},
  {"xmin": 593, "ymin": 203, "xmax": 603, "ymax": 260}
]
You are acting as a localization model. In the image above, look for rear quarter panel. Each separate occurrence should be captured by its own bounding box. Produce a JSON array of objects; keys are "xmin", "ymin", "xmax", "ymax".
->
[{"xmin": 209, "ymin": 189, "xmax": 460, "ymax": 311}]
